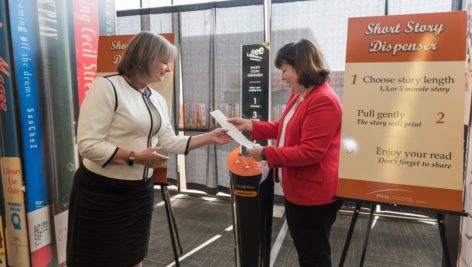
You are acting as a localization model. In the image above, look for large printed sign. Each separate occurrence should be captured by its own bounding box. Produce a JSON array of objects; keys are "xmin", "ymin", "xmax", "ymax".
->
[
  {"xmin": 338, "ymin": 11, "xmax": 466, "ymax": 212},
  {"xmin": 459, "ymin": 1, "xmax": 472, "ymax": 265}
]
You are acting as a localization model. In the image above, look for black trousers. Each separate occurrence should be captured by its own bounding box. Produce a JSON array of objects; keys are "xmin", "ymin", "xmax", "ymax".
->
[{"xmin": 285, "ymin": 199, "xmax": 341, "ymax": 267}]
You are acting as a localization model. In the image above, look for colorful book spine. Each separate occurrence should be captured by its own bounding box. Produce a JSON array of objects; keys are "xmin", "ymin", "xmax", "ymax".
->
[
  {"xmin": 98, "ymin": 0, "xmax": 116, "ymax": 36},
  {"xmin": 0, "ymin": 166, "xmax": 6, "ymax": 267},
  {"xmin": 36, "ymin": 0, "xmax": 78, "ymax": 265},
  {"xmin": 65, "ymin": 0, "xmax": 79, "ymax": 122},
  {"xmin": 73, "ymin": 0, "xmax": 99, "ymax": 106},
  {"xmin": 8, "ymin": 0, "xmax": 53, "ymax": 266},
  {"xmin": 0, "ymin": 158, "xmax": 28, "ymax": 267},
  {"xmin": 0, "ymin": 213, "xmax": 6, "ymax": 267},
  {"xmin": 0, "ymin": 1, "xmax": 31, "ymax": 266}
]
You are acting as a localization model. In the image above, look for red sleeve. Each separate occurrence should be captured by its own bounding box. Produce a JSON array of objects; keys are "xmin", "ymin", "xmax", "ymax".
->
[
  {"xmin": 265, "ymin": 92, "xmax": 342, "ymax": 168},
  {"xmin": 251, "ymin": 120, "xmax": 279, "ymax": 140}
]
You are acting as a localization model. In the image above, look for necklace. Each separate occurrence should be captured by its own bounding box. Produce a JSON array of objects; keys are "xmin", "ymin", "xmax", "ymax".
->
[{"xmin": 123, "ymin": 75, "xmax": 146, "ymax": 93}]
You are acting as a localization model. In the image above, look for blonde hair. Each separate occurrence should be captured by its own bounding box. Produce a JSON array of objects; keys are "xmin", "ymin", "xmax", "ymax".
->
[{"xmin": 118, "ymin": 31, "xmax": 177, "ymax": 83}]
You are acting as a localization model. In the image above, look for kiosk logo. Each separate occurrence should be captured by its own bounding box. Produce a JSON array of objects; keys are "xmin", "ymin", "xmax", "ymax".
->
[
  {"xmin": 247, "ymin": 47, "xmax": 264, "ymax": 62},
  {"xmin": 376, "ymin": 193, "xmax": 391, "ymax": 200}
]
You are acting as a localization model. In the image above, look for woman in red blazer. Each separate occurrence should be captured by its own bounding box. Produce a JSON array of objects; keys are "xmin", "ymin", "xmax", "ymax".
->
[{"xmin": 229, "ymin": 39, "xmax": 342, "ymax": 267}]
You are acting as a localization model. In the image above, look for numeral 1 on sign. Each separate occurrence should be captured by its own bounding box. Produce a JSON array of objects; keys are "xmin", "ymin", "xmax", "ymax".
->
[{"xmin": 351, "ymin": 74, "xmax": 357, "ymax": 85}]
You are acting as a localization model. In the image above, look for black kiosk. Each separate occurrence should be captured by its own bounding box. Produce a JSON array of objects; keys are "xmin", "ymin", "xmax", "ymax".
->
[
  {"xmin": 227, "ymin": 148, "xmax": 273, "ymax": 267},
  {"xmin": 227, "ymin": 43, "xmax": 272, "ymax": 267}
]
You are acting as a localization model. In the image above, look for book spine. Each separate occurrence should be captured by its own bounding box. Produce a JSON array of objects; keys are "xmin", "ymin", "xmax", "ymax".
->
[
  {"xmin": 8, "ymin": 0, "xmax": 53, "ymax": 266},
  {"xmin": 0, "ymin": 159, "xmax": 29, "ymax": 267},
  {"xmin": 98, "ymin": 0, "xmax": 116, "ymax": 36},
  {"xmin": 0, "ymin": 1, "xmax": 31, "ymax": 266},
  {"xmin": 72, "ymin": 0, "xmax": 99, "ymax": 106},
  {"xmin": 0, "ymin": 1, "xmax": 30, "ymax": 267},
  {"xmin": 0, "ymin": 213, "xmax": 6, "ymax": 267},
  {"xmin": 65, "ymin": 0, "xmax": 79, "ymax": 123},
  {"xmin": 36, "ymin": 0, "xmax": 78, "ymax": 265},
  {"xmin": 200, "ymin": 103, "xmax": 206, "ymax": 128},
  {"xmin": 193, "ymin": 102, "xmax": 197, "ymax": 129}
]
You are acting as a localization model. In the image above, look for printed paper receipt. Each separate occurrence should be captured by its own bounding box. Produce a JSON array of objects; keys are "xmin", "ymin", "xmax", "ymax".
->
[{"xmin": 210, "ymin": 109, "xmax": 257, "ymax": 148}]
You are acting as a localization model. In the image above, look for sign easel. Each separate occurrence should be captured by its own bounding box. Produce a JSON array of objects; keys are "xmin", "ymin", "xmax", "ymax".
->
[
  {"xmin": 337, "ymin": 11, "xmax": 468, "ymax": 266},
  {"xmin": 337, "ymin": 200, "xmax": 466, "ymax": 267}
]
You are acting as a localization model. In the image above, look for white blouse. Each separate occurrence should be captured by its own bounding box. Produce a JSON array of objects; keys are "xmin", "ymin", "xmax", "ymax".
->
[{"xmin": 277, "ymin": 94, "xmax": 302, "ymax": 183}]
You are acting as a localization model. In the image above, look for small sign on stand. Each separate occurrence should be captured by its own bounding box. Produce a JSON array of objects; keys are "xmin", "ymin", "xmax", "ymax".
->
[{"xmin": 228, "ymin": 43, "xmax": 272, "ymax": 267}]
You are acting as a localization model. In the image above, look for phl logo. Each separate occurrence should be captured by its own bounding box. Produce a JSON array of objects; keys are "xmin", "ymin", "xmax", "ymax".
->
[{"xmin": 376, "ymin": 193, "xmax": 392, "ymax": 200}]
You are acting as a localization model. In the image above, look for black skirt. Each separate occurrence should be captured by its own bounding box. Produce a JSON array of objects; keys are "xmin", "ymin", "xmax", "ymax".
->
[{"xmin": 66, "ymin": 165, "xmax": 154, "ymax": 267}]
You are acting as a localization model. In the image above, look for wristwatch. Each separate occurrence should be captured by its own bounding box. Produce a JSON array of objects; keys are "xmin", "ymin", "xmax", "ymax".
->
[
  {"xmin": 261, "ymin": 147, "xmax": 267, "ymax": 161},
  {"xmin": 128, "ymin": 151, "xmax": 135, "ymax": 166}
]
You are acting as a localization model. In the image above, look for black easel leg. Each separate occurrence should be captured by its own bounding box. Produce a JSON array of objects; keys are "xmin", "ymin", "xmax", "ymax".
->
[
  {"xmin": 162, "ymin": 185, "xmax": 180, "ymax": 267},
  {"xmin": 359, "ymin": 203, "xmax": 375, "ymax": 267},
  {"xmin": 338, "ymin": 202, "xmax": 362, "ymax": 267},
  {"xmin": 163, "ymin": 186, "xmax": 184, "ymax": 254},
  {"xmin": 437, "ymin": 213, "xmax": 451, "ymax": 267}
]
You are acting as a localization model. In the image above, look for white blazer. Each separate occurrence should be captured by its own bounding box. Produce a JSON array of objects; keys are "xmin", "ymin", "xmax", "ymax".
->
[{"xmin": 77, "ymin": 75, "xmax": 190, "ymax": 180}]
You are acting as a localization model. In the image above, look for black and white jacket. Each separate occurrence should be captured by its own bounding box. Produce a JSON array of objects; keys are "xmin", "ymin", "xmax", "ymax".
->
[{"xmin": 77, "ymin": 75, "xmax": 190, "ymax": 180}]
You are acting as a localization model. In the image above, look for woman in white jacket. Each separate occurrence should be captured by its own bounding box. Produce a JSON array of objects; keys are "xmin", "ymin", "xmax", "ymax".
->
[{"xmin": 66, "ymin": 32, "xmax": 230, "ymax": 267}]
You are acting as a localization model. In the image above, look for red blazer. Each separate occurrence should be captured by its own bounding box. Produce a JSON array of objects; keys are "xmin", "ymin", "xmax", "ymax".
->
[{"xmin": 251, "ymin": 82, "xmax": 342, "ymax": 205}]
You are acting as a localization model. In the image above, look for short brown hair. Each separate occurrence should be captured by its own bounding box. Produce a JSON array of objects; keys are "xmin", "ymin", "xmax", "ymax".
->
[
  {"xmin": 118, "ymin": 31, "xmax": 177, "ymax": 82},
  {"xmin": 275, "ymin": 39, "xmax": 330, "ymax": 88}
]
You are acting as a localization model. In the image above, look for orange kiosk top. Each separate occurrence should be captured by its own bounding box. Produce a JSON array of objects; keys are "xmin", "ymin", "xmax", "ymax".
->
[{"xmin": 227, "ymin": 147, "xmax": 262, "ymax": 177}]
